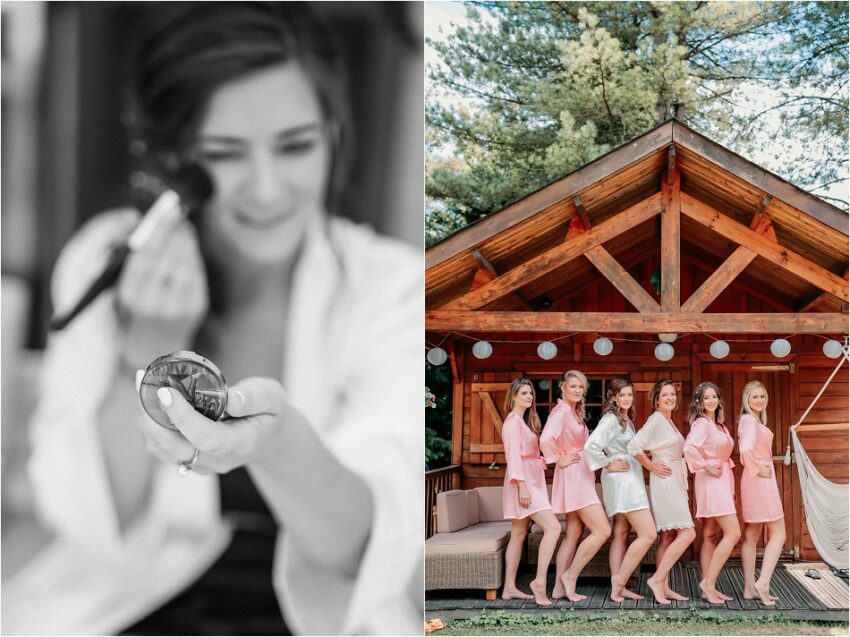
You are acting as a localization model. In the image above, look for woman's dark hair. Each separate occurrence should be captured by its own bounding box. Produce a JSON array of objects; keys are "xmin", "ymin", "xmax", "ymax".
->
[
  {"xmin": 688, "ymin": 381, "xmax": 726, "ymax": 426},
  {"xmin": 128, "ymin": 1, "xmax": 352, "ymax": 213},
  {"xmin": 649, "ymin": 379, "xmax": 677, "ymax": 412},
  {"xmin": 602, "ymin": 378, "xmax": 635, "ymax": 429}
]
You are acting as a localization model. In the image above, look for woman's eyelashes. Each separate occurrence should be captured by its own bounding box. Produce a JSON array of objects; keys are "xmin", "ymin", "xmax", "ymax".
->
[{"xmin": 197, "ymin": 139, "xmax": 318, "ymax": 163}]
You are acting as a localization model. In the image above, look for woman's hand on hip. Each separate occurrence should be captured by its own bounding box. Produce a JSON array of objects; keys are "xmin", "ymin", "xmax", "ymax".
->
[
  {"xmin": 608, "ymin": 458, "xmax": 630, "ymax": 472},
  {"xmin": 650, "ymin": 460, "xmax": 672, "ymax": 478},
  {"xmin": 703, "ymin": 463, "xmax": 722, "ymax": 477},
  {"xmin": 137, "ymin": 376, "xmax": 286, "ymax": 474},
  {"xmin": 117, "ymin": 210, "xmax": 208, "ymax": 365},
  {"xmin": 757, "ymin": 464, "xmax": 773, "ymax": 478},
  {"xmin": 556, "ymin": 450, "xmax": 581, "ymax": 468}
]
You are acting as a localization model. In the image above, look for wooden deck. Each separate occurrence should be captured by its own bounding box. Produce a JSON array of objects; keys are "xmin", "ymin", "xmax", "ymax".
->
[{"xmin": 426, "ymin": 561, "xmax": 849, "ymax": 622}]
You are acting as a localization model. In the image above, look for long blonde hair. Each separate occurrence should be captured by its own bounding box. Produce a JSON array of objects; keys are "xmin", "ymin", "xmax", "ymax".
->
[
  {"xmin": 559, "ymin": 369, "xmax": 588, "ymax": 421},
  {"xmin": 688, "ymin": 381, "xmax": 725, "ymax": 425},
  {"xmin": 739, "ymin": 380, "xmax": 768, "ymax": 426},
  {"xmin": 503, "ymin": 377, "xmax": 541, "ymax": 434}
]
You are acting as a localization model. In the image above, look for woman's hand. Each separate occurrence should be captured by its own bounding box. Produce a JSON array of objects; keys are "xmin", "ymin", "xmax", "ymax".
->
[
  {"xmin": 650, "ymin": 461, "xmax": 673, "ymax": 478},
  {"xmin": 117, "ymin": 210, "xmax": 208, "ymax": 367},
  {"xmin": 758, "ymin": 464, "xmax": 773, "ymax": 478},
  {"xmin": 137, "ymin": 375, "xmax": 285, "ymax": 474},
  {"xmin": 556, "ymin": 450, "xmax": 581, "ymax": 468},
  {"xmin": 608, "ymin": 458, "xmax": 630, "ymax": 472},
  {"xmin": 517, "ymin": 483, "xmax": 531, "ymax": 508},
  {"xmin": 703, "ymin": 463, "xmax": 722, "ymax": 477}
]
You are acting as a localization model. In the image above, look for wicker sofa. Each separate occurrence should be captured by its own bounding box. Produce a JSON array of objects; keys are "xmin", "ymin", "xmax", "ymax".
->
[{"xmin": 425, "ymin": 487, "xmax": 512, "ymax": 600}]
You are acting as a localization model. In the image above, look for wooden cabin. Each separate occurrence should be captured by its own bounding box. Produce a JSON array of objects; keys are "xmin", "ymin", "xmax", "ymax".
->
[{"xmin": 425, "ymin": 119, "xmax": 848, "ymax": 563}]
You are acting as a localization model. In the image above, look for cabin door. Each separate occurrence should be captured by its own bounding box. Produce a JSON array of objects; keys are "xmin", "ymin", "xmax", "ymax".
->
[
  {"xmin": 697, "ymin": 361, "xmax": 796, "ymax": 559},
  {"xmin": 468, "ymin": 382, "xmax": 511, "ymax": 468}
]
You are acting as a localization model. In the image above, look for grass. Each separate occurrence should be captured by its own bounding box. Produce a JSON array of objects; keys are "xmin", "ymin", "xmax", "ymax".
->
[{"xmin": 433, "ymin": 609, "xmax": 849, "ymax": 635}]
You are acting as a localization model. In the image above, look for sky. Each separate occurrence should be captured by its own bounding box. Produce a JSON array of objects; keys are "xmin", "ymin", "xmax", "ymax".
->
[{"xmin": 424, "ymin": 1, "xmax": 849, "ymax": 209}]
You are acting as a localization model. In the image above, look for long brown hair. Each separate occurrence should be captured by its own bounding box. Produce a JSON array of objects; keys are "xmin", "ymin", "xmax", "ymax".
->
[
  {"xmin": 602, "ymin": 378, "xmax": 635, "ymax": 430},
  {"xmin": 688, "ymin": 381, "xmax": 725, "ymax": 425},
  {"xmin": 503, "ymin": 377, "xmax": 541, "ymax": 434},
  {"xmin": 649, "ymin": 379, "xmax": 677, "ymax": 412},
  {"xmin": 559, "ymin": 369, "xmax": 588, "ymax": 421}
]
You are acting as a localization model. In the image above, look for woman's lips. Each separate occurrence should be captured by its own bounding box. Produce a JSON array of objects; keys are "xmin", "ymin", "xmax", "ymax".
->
[{"xmin": 234, "ymin": 209, "xmax": 291, "ymax": 229}]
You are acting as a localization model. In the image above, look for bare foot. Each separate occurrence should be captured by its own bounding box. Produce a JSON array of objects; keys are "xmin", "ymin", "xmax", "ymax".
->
[
  {"xmin": 754, "ymin": 581, "xmax": 777, "ymax": 606},
  {"xmin": 664, "ymin": 587, "xmax": 689, "ymax": 601},
  {"xmin": 744, "ymin": 585, "xmax": 778, "ymax": 602},
  {"xmin": 646, "ymin": 576, "xmax": 670, "ymax": 605},
  {"xmin": 621, "ymin": 587, "xmax": 645, "ymax": 600},
  {"xmin": 560, "ymin": 572, "xmax": 588, "ymax": 602},
  {"xmin": 699, "ymin": 580, "xmax": 726, "ymax": 605},
  {"xmin": 530, "ymin": 579, "xmax": 552, "ymax": 607},
  {"xmin": 551, "ymin": 581, "xmax": 566, "ymax": 599},
  {"xmin": 501, "ymin": 586, "xmax": 533, "ymax": 600},
  {"xmin": 610, "ymin": 575, "xmax": 625, "ymax": 602}
]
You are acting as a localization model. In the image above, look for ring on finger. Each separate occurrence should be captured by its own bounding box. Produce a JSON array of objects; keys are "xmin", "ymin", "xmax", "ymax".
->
[{"xmin": 177, "ymin": 448, "xmax": 201, "ymax": 477}]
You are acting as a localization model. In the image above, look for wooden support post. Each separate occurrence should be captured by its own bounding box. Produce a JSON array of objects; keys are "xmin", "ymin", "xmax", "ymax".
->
[
  {"xmin": 681, "ymin": 246, "xmax": 757, "ymax": 313},
  {"xmin": 798, "ymin": 271, "xmax": 849, "ymax": 313},
  {"xmin": 661, "ymin": 168, "xmax": 681, "ymax": 312},
  {"xmin": 573, "ymin": 195, "xmax": 591, "ymax": 230},
  {"xmin": 585, "ymin": 245, "xmax": 661, "ymax": 313},
  {"xmin": 470, "ymin": 248, "xmax": 534, "ymax": 309},
  {"xmin": 666, "ymin": 145, "xmax": 676, "ymax": 185}
]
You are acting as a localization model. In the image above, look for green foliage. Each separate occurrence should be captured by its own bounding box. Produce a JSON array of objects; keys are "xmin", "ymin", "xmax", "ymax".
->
[
  {"xmin": 426, "ymin": 361, "xmax": 454, "ymax": 468},
  {"xmin": 426, "ymin": 1, "xmax": 849, "ymax": 240}
]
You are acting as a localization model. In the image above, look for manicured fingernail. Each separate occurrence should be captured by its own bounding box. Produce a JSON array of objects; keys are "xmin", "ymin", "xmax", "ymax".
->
[
  {"xmin": 232, "ymin": 389, "xmax": 246, "ymax": 411},
  {"xmin": 157, "ymin": 387, "xmax": 173, "ymax": 407}
]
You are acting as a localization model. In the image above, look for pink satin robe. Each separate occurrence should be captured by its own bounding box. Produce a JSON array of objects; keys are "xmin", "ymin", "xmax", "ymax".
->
[
  {"xmin": 738, "ymin": 414, "xmax": 784, "ymax": 523},
  {"xmin": 501, "ymin": 412, "xmax": 551, "ymax": 520},
  {"xmin": 683, "ymin": 417, "xmax": 737, "ymax": 518},
  {"xmin": 539, "ymin": 399, "xmax": 600, "ymax": 514}
]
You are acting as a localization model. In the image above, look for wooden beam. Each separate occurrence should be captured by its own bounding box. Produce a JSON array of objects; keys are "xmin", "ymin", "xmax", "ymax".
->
[
  {"xmin": 584, "ymin": 245, "xmax": 661, "ymax": 313},
  {"xmin": 666, "ymin": 145, "xmax": 676, "ymax": 185},
  {"xmin": 439, "ymin": 191, "xmax": 664, "ymax": 311},
  {"xmin": 672, "ymin": 122, "xmax": 848, "ymax": 236},
  {"xmin": 680, "ymin": 191, "xmax": 849, "ymax": 302},
  {"xmin": 794, "ymin": 423, "xmax": 848, "ymax": 433},
  {"xmin": 750, "ymin": 209, "xmax": 777, "ymax": 241},
  {"xmin": 470, "ymin": 248, "xmax": 534, "ymax": 309},
  {"xmin": 565, "ymin": 216, "xmax": 586, "ymax": 241},
  {"xmin": 573, "ymin": 195, "xmax": 591, "ymax": 229},
  {"xmin": 471, "ymin": 443, "xmax": 504, "ymax": 453},
  {"xmin": 680, "ymin": 246, "xmax": 757, "ymax": 313},
  {"xmin": 478, "ymin": 392, "xmax": 504, "ymax": 437},
  {"xmin": 798, "ymin": 271, "xmax": 849, "ymax": 313},
  {"xmin": 661, "ymin": 169, "xmax": 681, "ymax": 312},
  {"xmin": 426, "ymin": 122, "xmax": 674, "ymax": 269},
  {"xmin": 426, "ymin": 310, "xmax": 848, "ymax": 333}
]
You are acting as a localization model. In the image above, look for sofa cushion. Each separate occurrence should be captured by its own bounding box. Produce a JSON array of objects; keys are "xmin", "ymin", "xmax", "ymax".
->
[
  {"xmin": 436, "ymin": 490, "xmax": 469, "ymax": 533},
  {"xmin": 465, "ymin": 490, "xmax": 480, "ymax": 526},
  {"xmin": 425, "ymin": 522, "xmax": 511, "ymax": 555},
  {"xmin": 474, "ymin": 486, "xmax": 504, "ymax": 522}
]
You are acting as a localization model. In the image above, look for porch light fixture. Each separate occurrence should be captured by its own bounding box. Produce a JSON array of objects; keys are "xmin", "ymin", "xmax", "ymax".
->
[
  {"xmin": 709, "ymin": 340, "xmax": 730, "ymax": 359},
  {"xmin": 426, "ymin": 347, "xmax": 448, "ymax": 366},
  {"xmin": 822, "ymin": 339, "xmax": 843, "ymax": 359},
  {"xmin": 654, "ymin": 342, "xmax": 675, "ymax": 362},
  {"xmin": 472, "ymin": 340, "xmax": 493, "ymax": 359},
  {"xmin": 537, "ymin": 341, "xmax": 557, "ymax": 360},
  {"xmin": 770, "ymin": 338, "xmax": 792, "ymax": 358},
  {"xmin": 593, "ymin": 337, "xmax": 613, "ymax": 356}
]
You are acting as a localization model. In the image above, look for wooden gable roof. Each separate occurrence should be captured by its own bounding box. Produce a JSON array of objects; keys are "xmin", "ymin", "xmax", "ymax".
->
[{"xmin": 426, "ymin": 119, "xmax": 848, "ymax": 335}]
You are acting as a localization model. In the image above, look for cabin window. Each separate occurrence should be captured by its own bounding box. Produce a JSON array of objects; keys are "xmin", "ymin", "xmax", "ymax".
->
[{"xmin": 532, "ymin": 376, "xmax": 625, "ymax": 430}]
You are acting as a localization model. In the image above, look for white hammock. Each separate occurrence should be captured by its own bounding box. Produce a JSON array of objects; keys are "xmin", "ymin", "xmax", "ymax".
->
[{"xmin": 786, "ymin": 345, "xmax": 849, "ymax": 570}]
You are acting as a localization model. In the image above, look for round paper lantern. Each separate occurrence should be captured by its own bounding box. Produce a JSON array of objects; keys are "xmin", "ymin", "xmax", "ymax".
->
[
  {"xmin": 472, "ymin": 340, "xmax": 493, "ymax": 359},
  {"xmin": 709, "ymin": 340, "xmax": 730, "ymax": 359},
  {"xmin": 537, "ymin": 341, "xmax": 557, "ymax": 360},
  {"xmin": 654, "ymin": 342, "xmax": 674, "ymax": 362},
  {"xmin": 426, "ymin": 347, "xmax": 448, "ymax": 366},
  {"xmin": 822, "ymin": 339, "xmax": 844, "ymax": 359},
  {"xmin": 770, "ymin": 338, "xmax": 791, "ymax": 358},
  {"xmin": 593, "ymin": 337, "xmax": 613, "ymax": 356},
  {"xmin": 538, "ymin": 379, "xmax": 550, "ymax": 390}
]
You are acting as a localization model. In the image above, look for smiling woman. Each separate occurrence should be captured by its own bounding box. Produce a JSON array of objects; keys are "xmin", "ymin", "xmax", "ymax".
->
[{"xmin": 2, "ymin": 3, "xmax": 423, "ymax": 636}]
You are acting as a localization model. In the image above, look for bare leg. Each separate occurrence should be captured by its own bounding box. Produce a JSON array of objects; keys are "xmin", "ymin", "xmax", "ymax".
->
[
  {"xmin": 609, "ymin": 514, "xmax": 629, "ymax": 577},
  {"xmin": 741, "ymin": 522, "xmax": 763, "ymax": 599},
  {"xmin": 610, "ymin": 509, "xmax": 654, "ymax": 602},
  {"xmin": 502, "ymin": 519, "xmax": 533, "ymax": 599},
  {"xmin": 647, "ymin": 527, "xmax": 695, "ymax": 603},
  {"xmin": 699, "ymin": 518, "xmax": 732, "ymax": 601},
  {"xmin": 699, "ymin": 514, "xmax": 741, "ymax": 604},
  {"xmin": 529, "ymin": 510, "xmax": 561, "ymax": 606},
  {"xmin": 560, "ymin": 504, "xmax": 611, "ymax": 602},
  {"xmin": 552, "ymin": 512, "xmax": 582, "ymax": 599},
  {"xmin": 754, "ymin": 518, "xmax": 785, "ymax": 605}
]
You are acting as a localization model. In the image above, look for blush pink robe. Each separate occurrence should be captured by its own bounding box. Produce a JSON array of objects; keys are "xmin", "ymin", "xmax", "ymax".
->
[
  {"xmin": 501, "ymin": 412, "xmax": 551, "ymax": 520},
  {"xmin": 539, "ymin": 399, "xmax": 600, "ymax": 514},
  {"xmin": 738, "ymin": 414, "xmax": 784, "ymax": 523},
  {"xmin": 683, "ymin": 417, "xmax": 737, "ymax": 518}
]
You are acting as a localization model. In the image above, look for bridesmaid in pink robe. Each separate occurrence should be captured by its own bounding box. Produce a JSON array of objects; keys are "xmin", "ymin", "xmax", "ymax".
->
[
  {"xmin": 539, "ymin": 370, "xmax": 611, "ymax": 602},
  {"xmin": 683, "ymin": 381, "xmax": 741, "ymax": 605},
  {"xmin": 738, "ymin": 380, "xmax": 785, "ymax": 606},
  {"xmin": 501, "ymin": 378, "xmax": 561, "ymax": 606}
]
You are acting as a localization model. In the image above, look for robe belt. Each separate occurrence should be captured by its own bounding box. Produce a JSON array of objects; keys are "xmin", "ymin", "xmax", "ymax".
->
[
  {"xmin": 521, "ymin": 454, "xmax": 548, "ymax": 471},
  {"xmin": 703, "ymin": 457, "xmax": 735, "ymax": 472}
]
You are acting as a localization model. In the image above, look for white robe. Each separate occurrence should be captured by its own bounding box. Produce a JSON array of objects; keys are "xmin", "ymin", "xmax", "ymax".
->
[{"xmin": 3, "ymin": 211, "xmax": 423, "ymax": 636}]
